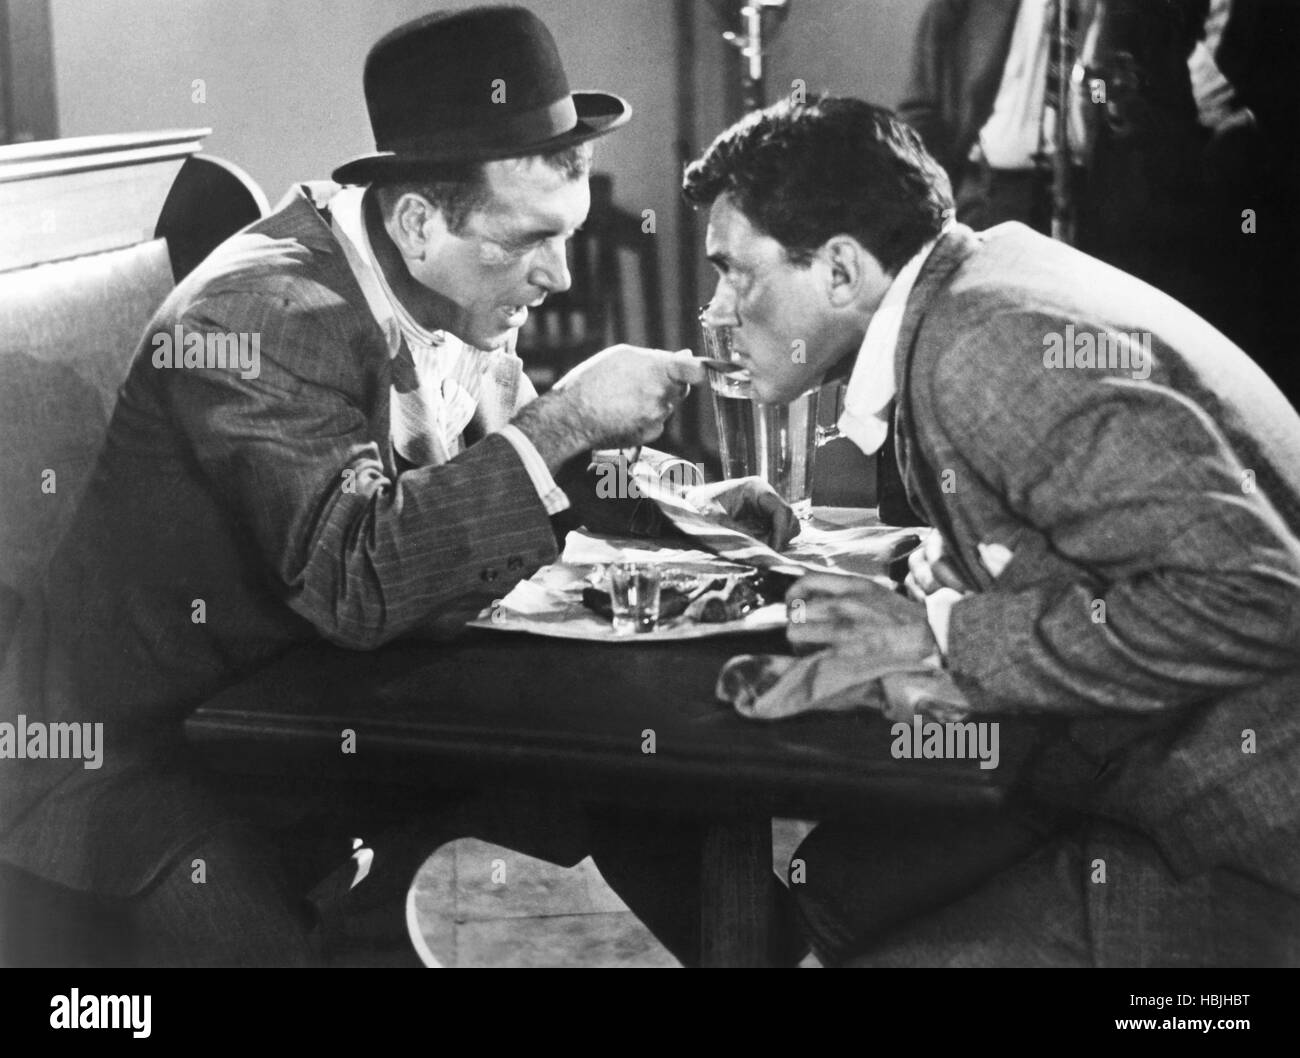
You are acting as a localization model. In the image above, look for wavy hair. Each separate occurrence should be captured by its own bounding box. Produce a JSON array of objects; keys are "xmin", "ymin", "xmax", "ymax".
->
[{"xmin": 683, "ymin": 96, "xmax": 953, "ymax": 274}]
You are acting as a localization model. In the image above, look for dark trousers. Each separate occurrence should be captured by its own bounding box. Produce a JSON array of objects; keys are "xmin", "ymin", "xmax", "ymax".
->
[
  {"xmin": 126, "ymin": 821, "xmax": 321, "ymax": 967},
  {"xmin": 118, "ymin": 787, "xmax": 739, "ymax": 968},
  {"xmin": 119, "ymin": 788, "xmax": 606, "ymax": 967},
  {"xmin": 4, "ymin": 778, "xmax": 795, "ymax": 967},
  {"xmin": 789, "ymin": 801, "xmax": 1057, "ymax": 966},
  {"xmin": 790, "ymin": 807, "xmax": 1300, "ymax": 967}
]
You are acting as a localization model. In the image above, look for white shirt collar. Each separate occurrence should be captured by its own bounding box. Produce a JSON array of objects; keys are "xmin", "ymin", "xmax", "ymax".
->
[
  {"xmin": 836, "ymin": 227, "xmax": 949, "ymax": 455},
  {"xmin": 329, "ymin": 185, "xmax": 481, "ymax": 467}
]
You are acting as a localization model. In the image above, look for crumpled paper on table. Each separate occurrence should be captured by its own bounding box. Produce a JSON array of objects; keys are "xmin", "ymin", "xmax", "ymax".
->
[
  {"xmin": 559, "ymin": 533, "xmax": 719, "ymax": 567},
  {"xmin": 467, "ymin": 537, "xmax": 788, "ymax": 641}
]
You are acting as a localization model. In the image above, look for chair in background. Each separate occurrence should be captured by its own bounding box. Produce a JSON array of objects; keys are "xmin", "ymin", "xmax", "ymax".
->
[{"xmin": 515, "ymin": 173, "xmax": 663, "ymax": 392}]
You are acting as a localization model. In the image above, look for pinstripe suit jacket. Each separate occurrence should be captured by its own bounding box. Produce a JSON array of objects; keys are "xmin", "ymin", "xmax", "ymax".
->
[
  {"xmin": 0, "ymin": 184, "xmax": 563, "ymax": 895},
  {"xmin": 893, "ymin": 221, "xmax": 1300, "ymax": 960}
]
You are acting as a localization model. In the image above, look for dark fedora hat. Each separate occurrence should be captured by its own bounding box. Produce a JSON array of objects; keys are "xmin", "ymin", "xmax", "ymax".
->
[{"xmin": 332, "ymin": 5, "xmax": 631, "ymax": 184}]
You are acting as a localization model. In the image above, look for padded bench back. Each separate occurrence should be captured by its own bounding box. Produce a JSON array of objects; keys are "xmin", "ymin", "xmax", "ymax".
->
[{"xmin": 0, "ymin": 240, "xmax": 174, "ymax": 595}]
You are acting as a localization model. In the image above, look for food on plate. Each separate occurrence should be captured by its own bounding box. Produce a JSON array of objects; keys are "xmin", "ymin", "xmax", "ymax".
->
[{"xmin": 580, "ymin": 566, "xmax": 792, "ymax": 627}]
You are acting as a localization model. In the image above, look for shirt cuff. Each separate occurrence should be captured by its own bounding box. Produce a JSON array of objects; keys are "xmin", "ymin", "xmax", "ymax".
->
[
  {"xmin": 924, "ymin": 586, "xmax": 964, "ymax": 658},
  {"xmin": 496, "ymin": 424, "xmax": 571, "ymax": 516}
]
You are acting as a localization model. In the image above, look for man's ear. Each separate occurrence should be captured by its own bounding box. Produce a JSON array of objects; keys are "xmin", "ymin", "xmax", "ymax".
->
[
  {"xmin": 386, "ymin": 193, "xmax": 447, "ymax": 262},
  {"xmin": 822, "ymin": 235, "xmax": 888, "ymax": 308}
]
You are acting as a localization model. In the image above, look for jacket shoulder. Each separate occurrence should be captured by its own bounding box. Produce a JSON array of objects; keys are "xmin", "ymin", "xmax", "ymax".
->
[{"xmin": 151, "ymin": 190, "xmax": 383, "ymax": 392}]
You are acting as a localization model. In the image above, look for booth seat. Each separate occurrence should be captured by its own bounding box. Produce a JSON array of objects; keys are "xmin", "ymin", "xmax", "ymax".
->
[{"xmin": 0, "ymin": 130, "xmax": 265, "ymax": 965}]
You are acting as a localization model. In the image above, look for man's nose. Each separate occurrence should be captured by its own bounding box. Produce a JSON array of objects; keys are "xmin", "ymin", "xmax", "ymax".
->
[
  {"xmin": 531, "ymin": 238, "xmax": 571, "ymax": 294},
  {"xmin": 702, "ymin": 284, "xmax": 739, "ymax": 327}
]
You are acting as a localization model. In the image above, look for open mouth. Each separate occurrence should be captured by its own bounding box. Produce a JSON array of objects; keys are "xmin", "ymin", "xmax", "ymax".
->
[{"xmin": 502, "ymin": 296, "xmax": 547, "ymax": 327}]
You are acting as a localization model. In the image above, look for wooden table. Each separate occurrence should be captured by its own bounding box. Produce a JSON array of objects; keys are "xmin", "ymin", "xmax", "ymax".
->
[{"xmin": 184, "ymin": 622, "xmax": 1036, "ymax": 966}]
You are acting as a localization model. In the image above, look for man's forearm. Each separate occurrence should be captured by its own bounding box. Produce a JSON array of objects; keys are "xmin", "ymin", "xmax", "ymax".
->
[{"xmin": 510, "ymin": 389, "xmax": 593, "ymax": 473}]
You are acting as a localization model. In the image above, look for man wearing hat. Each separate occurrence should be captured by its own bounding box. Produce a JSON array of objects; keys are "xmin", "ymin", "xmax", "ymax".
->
[{"xmin": 0, "ymin": 6, "xmax": 788, "ymax": 966}]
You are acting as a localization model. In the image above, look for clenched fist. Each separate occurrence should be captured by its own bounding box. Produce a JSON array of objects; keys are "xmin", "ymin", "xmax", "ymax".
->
[
  {"xmin": 512, "ymin": 345, "xmax": 708, "ymax": 469},
  {"xmin": 554, "ymin": 345, "xmax": 706, "ymax": 447}
]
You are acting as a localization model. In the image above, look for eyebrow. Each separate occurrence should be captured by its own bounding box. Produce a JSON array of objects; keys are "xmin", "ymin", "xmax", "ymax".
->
[{"xmin": 496, "ymin": 219, "xmax": 583, "ymax": 247}]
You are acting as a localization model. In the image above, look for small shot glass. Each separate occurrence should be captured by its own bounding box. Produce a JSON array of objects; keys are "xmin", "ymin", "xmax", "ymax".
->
[{"xmin": 607, "ymin": 560, "xmax": 662, "ymax": 635}]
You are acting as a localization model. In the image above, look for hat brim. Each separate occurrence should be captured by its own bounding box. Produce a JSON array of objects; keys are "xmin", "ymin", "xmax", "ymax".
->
[{"xmin": 331, "ymin": 91, "xmax": 631, "ymax": 185}]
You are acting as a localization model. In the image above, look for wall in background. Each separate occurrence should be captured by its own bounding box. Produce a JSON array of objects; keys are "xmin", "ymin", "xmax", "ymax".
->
[
  {"xmin": 770, "ymin": 0, "xmax": 925, "ymax": 107},
  {"xmin": 48, "ymin": 0, "xmax": 680, "ymax": 345}
]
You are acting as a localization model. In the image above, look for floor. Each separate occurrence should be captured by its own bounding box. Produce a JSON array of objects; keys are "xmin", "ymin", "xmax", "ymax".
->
[{"xmin": 408, "ymin": 818, "xmax": 820, "ymax": 968}]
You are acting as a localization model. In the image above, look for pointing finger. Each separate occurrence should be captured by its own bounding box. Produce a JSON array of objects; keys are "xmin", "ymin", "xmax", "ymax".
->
[{"xmin": 664, "ymin": 354, "xmax": 708, "ymax": 386}]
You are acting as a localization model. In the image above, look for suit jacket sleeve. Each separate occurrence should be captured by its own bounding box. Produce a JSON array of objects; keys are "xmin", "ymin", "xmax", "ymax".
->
[
  {"xmin": 166, "ymin": 290, "xmax": 559, "ymax": 649},
  {"xmin": 934, "ymin": 313, "xmax": 1300, "ymax": 715}
]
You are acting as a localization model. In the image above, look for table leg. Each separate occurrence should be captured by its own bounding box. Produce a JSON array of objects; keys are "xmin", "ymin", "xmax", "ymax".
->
[{"xmin": 699, "ymin": 816, "xmax": 774, "ymax": 967}]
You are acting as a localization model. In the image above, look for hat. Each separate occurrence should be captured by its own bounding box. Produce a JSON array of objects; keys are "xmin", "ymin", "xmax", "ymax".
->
[{"xmin": 332, "ymin": 5, "xmax": 631, "ymax": 184}]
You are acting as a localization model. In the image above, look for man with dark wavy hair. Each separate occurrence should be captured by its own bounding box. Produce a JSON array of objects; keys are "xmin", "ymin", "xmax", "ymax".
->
[{"xmin": 685, "ymin": 95, "xmax": 1300, "ymax": 966}]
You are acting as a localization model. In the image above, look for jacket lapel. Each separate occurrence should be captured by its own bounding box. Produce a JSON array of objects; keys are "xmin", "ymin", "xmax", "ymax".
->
[{"xmin": 291, "ymin": 183, "xmax": 401, "ymax": 476}]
